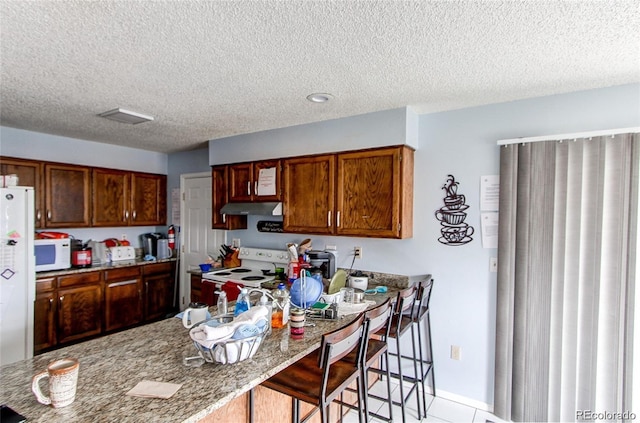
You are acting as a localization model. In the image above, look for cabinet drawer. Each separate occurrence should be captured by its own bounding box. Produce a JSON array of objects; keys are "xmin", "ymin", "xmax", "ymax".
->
[
  {"xmin": 104, "ymin": 266, "xmax": 142, "ymax": 281},
  {"xmin": 143, "ymin": 262, "xmax": 173, "ymax": 275},
  {"xmin": 58, "ymin": 271, "xmax": 101, "ymax": 288},
  {"xmin": 36, "ymin": 277, "xmax": 56, "ymax": 293}
]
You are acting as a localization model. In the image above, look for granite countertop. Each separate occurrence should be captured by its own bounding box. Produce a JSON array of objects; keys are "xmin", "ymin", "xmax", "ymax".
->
[
  {"xmin": 36, "ymin": 257, "xmax": 178, "ymax": 278},
  {"xmin": 0, "ymin": 289, "xmax": 398, "ymax": 423}
]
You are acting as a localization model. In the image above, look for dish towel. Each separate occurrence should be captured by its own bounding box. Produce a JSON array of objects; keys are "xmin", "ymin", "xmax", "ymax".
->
[
  {"xmin": 189, "ymin": 306, "xmax": 269, "ymax": 349},
  {"xmin": 125, "ymin": 380, "xmax": 182, "ymax": 399}
]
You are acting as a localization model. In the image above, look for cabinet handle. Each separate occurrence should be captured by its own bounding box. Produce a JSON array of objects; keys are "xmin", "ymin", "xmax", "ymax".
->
[
  {"xmin": 247, "ymin": 181, "xmax": 251, "ymax": 196},
  {"xmin": 327, "ymin": 210, "xmax": 331, "ymax": 227},
  {"xmin": 124, "ymin": 210, "xmax": 129, "ymax": 221},
  {"xmin": 49, "ymin": 298, "xmax": 53, "ymax": 309},
  {"xmin": 132, "ymin": 210, "xmax": 137, "ymax": 220},
  {"xmin": 222, "ymin": 213, "xmax": 226, "ymax": 223},
  {"xmin": 254, "ymin": 181, "xmax": 258, "ymax": 196},
  {"xmin": 47, "ymin": 210, "xmax": 51, "ymax": 220},
  {"xmin": 337, "ymin": 211, "xmax": 341, "ymax": 227},
  {"xmin": 36, "ymin": 210, "xmax": 41, "ymax": 220},
  {"xmin": 59, "ymin": 295, "xmax": 64, "ymax": 302}
]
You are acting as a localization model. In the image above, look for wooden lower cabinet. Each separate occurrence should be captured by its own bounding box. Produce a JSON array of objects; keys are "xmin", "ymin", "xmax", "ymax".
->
[
  {"xmin": 104, "ymin": 267, "xmax": 143, "ymax": 332},
  {"xmin": 34, "ymin": 277, "xmax": 56, "ymax": 352},
  {"xmin": 34, "ymin": 261, "xmax": 176, "ymax": 355},
  {"xmin": 190, "ymin": 273, "xmax": 216, "ymax": 307},
  {"xmin": 56, "ymin": 272, "xmax": 103, "ymax": 345},
  {"xmin": 143, "ymin": 262, "xmax": 175, "ymax": 321}
]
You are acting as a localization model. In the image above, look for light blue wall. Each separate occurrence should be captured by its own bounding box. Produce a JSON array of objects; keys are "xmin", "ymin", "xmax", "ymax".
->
[{"xmin": 208, "ymin": 83, "xmax": 640, "ymax": 407}]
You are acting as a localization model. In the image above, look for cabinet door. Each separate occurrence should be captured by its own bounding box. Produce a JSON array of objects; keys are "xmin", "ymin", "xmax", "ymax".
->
[
  {"xmin": 104, "ymin": 267, "xmax": 143, "ymax": 332},
  {"xmin": 34, "ymin": 290, "xmax": 56, "ymax": 353},
  {"xmin": 0, "ymin": 157, "xmax": 45, "ymax": 228},
  {"xmin": 212, "ymin": 166, "xmax": 247, "ymax": 230},
  {"xmin": 92, "ymin": 168, "xmax": 129, "ymax": 227},
  {"xmin": 228, "ymin": 162, "xmax": 252, "ymax": 202},
  {"xmin": 57, "ymin": 283, "xmax": 103, "ymax": 344},
  {"xmin": 336, "ymin": 147, "xmax": 406, "ymax": 238},
  {"xmin": 130, "ymin": 172, "xmax": 167, "ymax": 225},
  {"xmin": 190, "ymin": 274, "xmax": 202, "ymax": 304},
  {"xmin": 283, "ymin": 155, "xmax": 336, "ymax": 234},
  {"xmin": 144, "ymin": 262, "xmax": 175, "ymax": 321},
  {"xmin": 253, "ymin": 160, "xmax": 282, "ymax": 202},
  {"xmin": 44, "ymin": 163, "xmax": 91, "ymax": 227}
]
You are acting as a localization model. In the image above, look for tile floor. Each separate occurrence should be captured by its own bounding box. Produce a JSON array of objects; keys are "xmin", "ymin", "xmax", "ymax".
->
[{"xmin": 340, "ymin": 379, "xmax": 507, "ymax": 423}]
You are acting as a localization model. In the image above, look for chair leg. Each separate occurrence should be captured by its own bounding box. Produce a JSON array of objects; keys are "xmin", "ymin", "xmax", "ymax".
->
[
  {"xmin": 416, "ymin": 320, "xmax": 428, "ymax": 408},
  {"xmin": 383, "ymin": 351, "xmax": 394, "ymax": 421},
  {"xmin": 395, "ymin": 335, "xmax": 407, "ymax": 423},
  {"xmin": 292, "ymin": 398, "xmax": 300, "ymax": 423},
  {"xmin": 426, "ymin": 313, "xmax": 436, "ymax": 396},
  {"xmin": 409, "ymin": 324, "xmax": 422, "ymax": 419},
  {"xmin": 361, "ymin": 368, "xmax": 369, "ymax": 422}
]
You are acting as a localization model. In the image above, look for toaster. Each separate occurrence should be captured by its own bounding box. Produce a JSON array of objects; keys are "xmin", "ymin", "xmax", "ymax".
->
[{"xmin": 109, "ymin": 246, "xmax": 136, "ymax": 262}]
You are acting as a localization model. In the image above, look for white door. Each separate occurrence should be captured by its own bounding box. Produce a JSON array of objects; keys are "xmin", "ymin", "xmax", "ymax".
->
[{"xmin": 179, "ymin": 172, "xmax": 225, "ymax": 310}]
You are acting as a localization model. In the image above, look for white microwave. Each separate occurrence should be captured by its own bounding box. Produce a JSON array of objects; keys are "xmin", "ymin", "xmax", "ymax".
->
[{"xmin": 35, "ymin": 238, "xmax": 71, "ymax": 272}]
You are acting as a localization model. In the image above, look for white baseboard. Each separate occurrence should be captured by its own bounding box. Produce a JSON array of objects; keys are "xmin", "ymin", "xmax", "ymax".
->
[{"xmin": 426, "ymin": 386, "xmax": 494, "ymax": 412}]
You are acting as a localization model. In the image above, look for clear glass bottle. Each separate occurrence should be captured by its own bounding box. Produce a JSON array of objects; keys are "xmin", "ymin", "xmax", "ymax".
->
[
  {"xmin": 216, "ymin": 291, "xmax": 228, "ymax": 315},
  {"xmin": 271, "ymin": 283, "xmax": 290, "ymax": 328}
]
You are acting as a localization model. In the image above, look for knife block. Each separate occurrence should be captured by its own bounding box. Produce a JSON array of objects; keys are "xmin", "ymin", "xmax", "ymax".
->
[{"xmin": 223, "ymin": 250, "xmax": 241, "ymax": 268}]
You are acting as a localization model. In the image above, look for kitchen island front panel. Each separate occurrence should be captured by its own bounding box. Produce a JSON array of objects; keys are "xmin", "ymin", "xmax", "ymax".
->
[{"xmin": 0, "ymin": 290, "xmax": 396, "ymax": 423}]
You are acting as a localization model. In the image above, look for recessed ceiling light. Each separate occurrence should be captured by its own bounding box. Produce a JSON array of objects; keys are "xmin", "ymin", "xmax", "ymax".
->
[
  {"xmin": 306, "ymin": 93, "xmax": 333, "ymax": 103},
  {"xmin": 98, "ymin": 108, "xmax": 154, "ymax": 124}
]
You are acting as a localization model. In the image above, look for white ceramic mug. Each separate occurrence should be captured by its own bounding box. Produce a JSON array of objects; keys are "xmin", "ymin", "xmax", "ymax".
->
[
  {"xmin": 182, "ymin": 302, "xmax": 209, "ymax": 328},
  {"xmin": 157, "ymin": 239, "xmax": 173, "ymax": 259},
  {"xmin": 32, "ymin": 358, "xmax": 79, "ymax": 408}
]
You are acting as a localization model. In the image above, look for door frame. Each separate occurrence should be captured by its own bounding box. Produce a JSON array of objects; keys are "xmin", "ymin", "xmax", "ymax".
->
[{"xmin": 178, "ymin": 171, "xmax": 226, "ymax": 310}]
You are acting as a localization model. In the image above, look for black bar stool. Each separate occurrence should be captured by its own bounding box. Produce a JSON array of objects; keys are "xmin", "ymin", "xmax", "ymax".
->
[
  {"xmin": 336, "ymin": 298, "xmax": 395, "ymax": 422},
  {"xmin": 411, "ymin": 279, "xmax": 436, "ymax": 407},
  {"xmin": 371, "ymin": 285, "xmax": 422, "ymax": 422},
  {"xmin": 260, "ymin": 313, "xmax": 367, "ymax": 423}
]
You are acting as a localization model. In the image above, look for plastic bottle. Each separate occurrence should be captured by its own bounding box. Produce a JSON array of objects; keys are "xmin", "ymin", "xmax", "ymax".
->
[
  {"xmin": 271, "ymin": 283, "xmax": 290, "ymax": 328},
  {"xmin": 234, "ymin": 288, "xmax": 250, "ymax": 317},
  {"xmin": 216, "ymin": 291, "xmax": 228, "ymax": 315},
  {"xmin": 259, "ymin": 292, "xmax": 273, "ymax": 333}
]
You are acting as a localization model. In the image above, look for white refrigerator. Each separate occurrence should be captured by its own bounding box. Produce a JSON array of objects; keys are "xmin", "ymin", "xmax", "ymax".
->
[{"xmin": 0, "ymin": 187, "xmax": 35, "ymax": 366}]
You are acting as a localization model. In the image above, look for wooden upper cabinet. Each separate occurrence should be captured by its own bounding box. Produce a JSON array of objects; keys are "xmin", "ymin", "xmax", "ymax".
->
[
  {"xmin": 336, "ymin": 146, "xmax": 413, "ymax": 238},
  {"xmin": 212, "ymin": 165, "xmax": 247, "ymax": 230},
  {"xmin": 45, "ymin": 163, "xmax": 91, "ymax": 228},
  {"xmin": 0, "ymin": 157, "xmax": 44, "ymax": 228},
  {"xmin": 283, "ymin": 154, "xmax": 336, "ymax": 235},
  {"xmin": 92, "ymin": 169, "xmax": 166, "ymax": 227},
  {"xmin": 229, "ymin": 160, "xmax": 281, "ymax": 202},
  {"xmin": 92, "ymin": 168, "xmax": 129, "ymax": 226},
  {"xmin": 130, "ymin": 172, "xmax": 167, "ymax": 226}
]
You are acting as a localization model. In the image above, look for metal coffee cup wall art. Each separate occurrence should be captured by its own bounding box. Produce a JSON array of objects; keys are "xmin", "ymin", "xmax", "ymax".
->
[{"xmin": 435, "ymin": 175, "xmax": 474, "ymax": 246}]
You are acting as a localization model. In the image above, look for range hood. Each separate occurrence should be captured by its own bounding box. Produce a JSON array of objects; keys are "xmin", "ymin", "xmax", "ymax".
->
[{"xmin": 220, "ymin": 202, "xmax": 283, "ymax": 216}]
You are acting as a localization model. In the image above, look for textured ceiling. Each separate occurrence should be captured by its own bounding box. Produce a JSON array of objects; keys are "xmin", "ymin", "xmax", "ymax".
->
[{"xmin": 1, "ymin": 1, "xmax": 639, "ymax": 154}]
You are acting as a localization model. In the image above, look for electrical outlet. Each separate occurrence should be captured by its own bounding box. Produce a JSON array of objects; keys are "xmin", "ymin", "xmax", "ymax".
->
[
  {"xmin": 354, "ymin": 246, "xmax": 362, "ymax": 259},
  {"xmin": 232, "ymin": 239, "xmax": 241, "ymax": 248},
  {"xmin": 490, "ymin": 257, "xmax": 498, "ymax": 273},
  {"xmin": 325, "ymin": 245, "xmax": 337, "ymax": 251},
  {"xmin": 121, "ymin": 234, "xmax": 127, "ymax": 240},
  {"xmin": 451, "ymin": 345, "xmax": 461, "ymax": 360}
]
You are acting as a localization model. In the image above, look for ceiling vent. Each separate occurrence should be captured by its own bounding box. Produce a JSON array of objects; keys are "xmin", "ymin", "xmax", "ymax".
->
[{"xmin": 98, "ymin": 108, "xmax": 154, "ymax": 124}]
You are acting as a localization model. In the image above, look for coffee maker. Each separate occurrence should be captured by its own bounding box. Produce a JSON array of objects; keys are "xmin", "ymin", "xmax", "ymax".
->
[
  {"xmin": 141, "ymin": 233, "xmax": 165, "ymax": 257},
  {"xmin": 307, "ymin": 251, "xmax": 336, "ymax": 280}
]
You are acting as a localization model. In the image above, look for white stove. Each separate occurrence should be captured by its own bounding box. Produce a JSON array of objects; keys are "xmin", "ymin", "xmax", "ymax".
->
[{"xmin": 202, "ymin": 247, "xmax": 289, "ymax": 288}]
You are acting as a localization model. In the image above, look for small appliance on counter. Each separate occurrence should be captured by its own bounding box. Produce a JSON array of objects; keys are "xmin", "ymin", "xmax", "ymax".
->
[
  {"xmin": 88, "ymin": 241, "xmax": 109, "ymax": 265},
  {"xmin": 110, "ymin": 245, "xmax": 136, "ymax": 261},
  {"xmin": 71, "ymin": 240, "xmax": 92, "ymax": 268},
  {"xmin": 307, "ymin": 250, "xmax": 336, "ymax": 280},
  {"xmin": 141, "ymin": 232, "xmax": 166, "ymax": 257}
]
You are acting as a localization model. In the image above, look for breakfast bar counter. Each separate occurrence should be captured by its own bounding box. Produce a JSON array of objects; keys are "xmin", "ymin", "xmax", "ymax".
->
[{"xmin": 0, "ymin": 291, "xmax": 399, "ymax": 422}]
